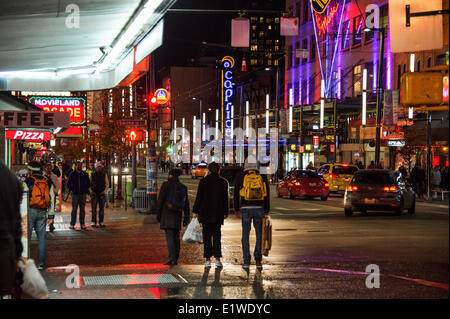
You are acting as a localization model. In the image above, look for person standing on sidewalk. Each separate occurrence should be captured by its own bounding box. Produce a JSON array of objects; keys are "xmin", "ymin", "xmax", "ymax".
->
[
  {"xmin": 67, "ymin": 161, "xmax": 91, "ymax": 230},
  {"xmin": 233, "ymin": 160, "xmax": 270, "ymax": 271},
  {"xmin": 192, "ymin": 162, "xmax": 229, "ymax": 268},
  {"xmin": 25, "ymin": 161, "xmax": 53, "ymax": 270},
  {"xmin": 411, "ymin": 163, "xmax": 426, "ymax": 199},
  {"xmin": 157, "ymin": 169, "xmax": 190, "ymax": 266},
  {"xmin": 90, "ymin": 162, "xmax": 109, "ymax": 228},
  {"xmin": 44, "ymin": 163, "xmax": 59, "ymax": 232},
  {"xmin": 0, "ymin": 159, "xmax": 23, "ymax": 299}
]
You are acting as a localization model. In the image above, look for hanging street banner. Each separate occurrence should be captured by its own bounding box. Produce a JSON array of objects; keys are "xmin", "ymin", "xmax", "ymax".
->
[
  {"xmin": 383, "ymin": 89, "xmax": 399, "ymax": 127},
  {"xmin": 311, "ymin": 0, "xmax": 332, "ymax": 14}
]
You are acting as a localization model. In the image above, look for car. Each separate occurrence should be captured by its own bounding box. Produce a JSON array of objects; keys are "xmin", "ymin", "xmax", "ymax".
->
[
  {"xmin": 277, "ymin": 169, "xmax": 330, "ymax": 200},
  {"xmin": 111, "ymin": 163, "xmax": 131, "ymax": 175},
  {"xmin": 220, "ymin": 165, "xmax": 244, "ymax": 211},
  {"xmin": 318, "ymin": 163, "xmax": 359, "ymax": 195},
  {"xmin": 191, "ymin": 163, "xmax": 208, "ymax": 179},
  {"xmin": 343, "ymin": 169, "xmax": 416, "ymax": 216}
]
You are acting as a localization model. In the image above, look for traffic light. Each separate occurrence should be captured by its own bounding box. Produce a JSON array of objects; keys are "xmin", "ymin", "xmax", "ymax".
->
[
  {"xmin": 400, "ymin": 72, "xmax": 443, "ymax": 106},
  {"xmin": 127, "ymin": 129, "xmax": 143, "ymax": 142},
  {"xmin": 148, "ymin": 95, "xmax": 159, "ymax": 120}
]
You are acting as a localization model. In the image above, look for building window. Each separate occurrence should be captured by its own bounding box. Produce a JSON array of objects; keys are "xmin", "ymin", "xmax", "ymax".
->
[
  {"xmin": 296, "ymin": 1, "xmax": 301, "ymax": 18},
  {"xmin": 352, "ymin": 15, "xmax": 363, "ymax": 47},
  {"xmin": 397, "ymin": 64, "xmax": 402, "ymax": 89},
  {"xmin": 417, "ymin": 60, "xmax": 421, "ymax": 72},
  {"xmin": 295, "ymin": 42, "xmax": 300, "ymax": 67},
  {"xmin": 251, "ymin": 45, "xmax": 258, "ymax": 51},
  {"xmin": 380, "ymin": 5, "xmax": 389, "ymax": 35},
  {"xmin": 302, "ymin": 38, "xmax": 308, "ymax": 65},
  {"xmin": 259, "ymin": 31, "xmax": 265, "ymax": 38},
  {"xmin": 274, "ymin": 59, "xmax": 279, "ymax": 66},
  {"xmin": 251, "ymin": 59, "xmax": 258, "ymax": 65},
  {"xmin": 310, "ymin": 79, "xmax": 316, "ymax": 104},
  {"xmin": 266, "ymin": 18, "xmax": 272, "ymax": 24},
  {"xmin": 268, "ymin": 25, "xmax": 272, "ymax": 30},
  {"xmin": 427, "ymin": 57, "xmax": 432, "ymax": 68},
  {"xmin": 353, "ymin": 64, "xmax": 362, "ymax": 97},
  {"xmin": 303, "ymin": 1, "xmax": 310, "ymax": 24},
  {"xmin": 310, "ymin": 36, "xmax": 316, "ymax": 61},
  {"xmin": 251, "ymin": 17, "xmax": 258, "ymax": 23},
  {"xmin": 364, "ymin": 62, "xmax": 374, "ymax": 93},
  {"xmin": 275, "ymin": 17, "xmax": 279, "ymax": 24},
  {"xmin": 288, "ymin": 45, "xmax": 293, "ymax": 69},
  {"xmin": 341, "ymin": 20, "xmax": 351, "ymax": 50},
  {"xmin": 301, "ymin": 79, "xmax": 307, "ymax": 105}
]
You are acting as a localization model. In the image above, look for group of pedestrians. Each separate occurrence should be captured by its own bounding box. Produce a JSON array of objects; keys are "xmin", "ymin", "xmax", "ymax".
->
[{"xmin": 157, "ymin": 161, "xmax": 270, "ymax": 270}]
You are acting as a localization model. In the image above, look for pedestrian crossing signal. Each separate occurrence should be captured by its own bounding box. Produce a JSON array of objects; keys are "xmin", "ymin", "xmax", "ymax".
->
[{"xmin": 127, "ymin": 129, "xmax": 143, "ymax": 142}]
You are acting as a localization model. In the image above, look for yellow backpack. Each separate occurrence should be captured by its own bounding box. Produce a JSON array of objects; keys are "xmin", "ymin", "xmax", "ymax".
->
[{"xmin": 240, "ymin": 170, "xmax": 267, "ymax": 201}]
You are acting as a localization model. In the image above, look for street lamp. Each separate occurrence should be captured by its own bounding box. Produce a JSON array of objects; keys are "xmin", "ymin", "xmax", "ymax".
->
[
  {"xmin": 193, "ymin": 97, "xmax": 203, "ymax": 141},
  {"xmin": 364, "ymin": 26, "xmax": 385, "ymax": 167}
]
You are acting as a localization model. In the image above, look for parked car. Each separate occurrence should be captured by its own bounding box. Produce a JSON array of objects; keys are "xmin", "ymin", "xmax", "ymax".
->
[
  {"xmin": 277, "ymin": 169, "xmax": 330, "ymax": 200},
  {"xmin": 191, "ymin": 163, "xmax": 208, "ymax": 179},
  {"xmin": 220, "ymin": 165, "xmax": 244, "ymax": 211},
  {"xmin": 343, "ymin": 169, "xmax": 416, "ymax": 216},
  {"xmin": 318, "ymin": 163, "xmax": 359, "ymax": 195}
]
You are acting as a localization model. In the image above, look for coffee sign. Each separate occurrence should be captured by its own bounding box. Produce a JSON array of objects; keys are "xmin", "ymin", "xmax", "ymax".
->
[{"xmin": 0, "ymin": 111, "xmax": 70, "ymax": 128}]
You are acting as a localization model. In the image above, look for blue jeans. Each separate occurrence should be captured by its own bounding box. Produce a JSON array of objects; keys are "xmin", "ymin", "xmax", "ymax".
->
[
  {"xmin": 241, "ymin": 206, "xmax": 264, "ymax": 265},
  {"xmin": 28, "ymin": 208, "xmax": 47, "ymax": 267},
  {"xmin": 91, "ymin": 193, "xmax": 106, "ymax": 224}
]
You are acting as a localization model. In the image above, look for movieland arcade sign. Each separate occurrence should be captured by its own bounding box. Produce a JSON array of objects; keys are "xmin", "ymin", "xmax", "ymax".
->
[{"xmin": 28, "ymin": 96, "xmax": 87, "ymax": 125}]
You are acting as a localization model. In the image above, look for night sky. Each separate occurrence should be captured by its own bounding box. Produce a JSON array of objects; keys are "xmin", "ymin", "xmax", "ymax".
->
[{"xmin": 154, "ymin": 0, "xmax": 284, "ymax": 69}]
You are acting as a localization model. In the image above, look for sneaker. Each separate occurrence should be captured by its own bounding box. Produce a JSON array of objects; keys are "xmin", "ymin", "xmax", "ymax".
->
[
  {"xmin": 69, "ymin": 225, "xmax": 75, "ymax": 230},
  {"xmin": 242, "ymin": 264, "xmax": 250, "ymax": 270},
  {"xmin": 80, "ymin": 225, "xmax": 87, "ymax": 230},
  {"xmin": 91, "ymin": 222, "xmax": 97, "ymax": 228},
  {"xmin": 256, "ymin": 259, "xmax": 263, "ymax": 270},
  {"xmin": 99, "ymin": 223, "xmax": 105, "ymax": 228},
  {"xmin": 215, "ymin": 259, "xmax": 223, "ymax": 268},
  {"xmin": 37, "ymin": 265, "xmax": 45, "ymax": 270},
  {"xmin": 205, "ymin": 260, "xmax": 211, "ymax": 268}
]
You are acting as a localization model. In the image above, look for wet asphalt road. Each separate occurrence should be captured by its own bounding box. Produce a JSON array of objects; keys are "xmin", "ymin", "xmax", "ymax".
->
[{"xmin": 32, "ymin": 171, "xmax": 449, "ymax": 299}]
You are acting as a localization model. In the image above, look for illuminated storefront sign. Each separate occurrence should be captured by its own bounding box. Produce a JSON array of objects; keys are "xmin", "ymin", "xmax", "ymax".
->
[
  {"xmin": 6, "ymin": 130, "xmax": 51, "ymax": 141},
  {"xmin": 315, "ymin": 3, "xmax": 340, "ymax": 35},
  {"xmin": 221, "ymin": 56, "xmax": 235, "ymax": 138},
  {"xmin": 311, "ymin": 0, "xmax": 331, "ymax": 14},
  {"xmin": 28, "ymin": 96, "xmax": 86, "ymax": 125},
  {"xmin": 154, "ymin": 88, "xmax": 170, "ymax": 105}
]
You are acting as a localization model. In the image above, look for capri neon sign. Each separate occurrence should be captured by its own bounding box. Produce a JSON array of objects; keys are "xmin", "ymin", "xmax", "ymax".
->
[{"xmin": 221, "ymin": 56, "xmax": 235, "ymax": 138}]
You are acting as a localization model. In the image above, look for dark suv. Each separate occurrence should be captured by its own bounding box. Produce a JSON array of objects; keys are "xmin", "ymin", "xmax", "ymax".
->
[{"xmin": 344, "ymin": 169, "xmax": 416, "ymax": 216}]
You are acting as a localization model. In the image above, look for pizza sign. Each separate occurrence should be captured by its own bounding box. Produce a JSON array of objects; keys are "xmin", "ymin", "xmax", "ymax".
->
[
  {"xmin": 28, "ymin": 96, "xmax": 86, "ymax": 125},
  {"xmin": 6, "ymin": 130, "xmax": 51, "ymax": 141}
]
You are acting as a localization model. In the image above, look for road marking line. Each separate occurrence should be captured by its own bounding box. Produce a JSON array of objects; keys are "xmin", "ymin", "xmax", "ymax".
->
[{"xmin": 297, "ymin": 266, "xmax": 449, "ymax": 291}]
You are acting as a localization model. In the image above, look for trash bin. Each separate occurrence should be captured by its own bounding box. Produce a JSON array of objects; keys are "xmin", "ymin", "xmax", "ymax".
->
[{"xmin": 133, "ymin": 188, "xmax": 150, "ymax": 212}]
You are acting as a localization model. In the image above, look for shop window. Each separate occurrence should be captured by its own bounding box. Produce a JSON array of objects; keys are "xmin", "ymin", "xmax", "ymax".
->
[
  {"xmin": 353, "ymin": 64, "xmax": 362, "ymax": 97},
  {"xmin": 341, "ymin": 20, "xmax": 351, "ymax": 51},
  {"xmin": 352, "ymin": 15, "xmax": 363, "ymax": 47}
]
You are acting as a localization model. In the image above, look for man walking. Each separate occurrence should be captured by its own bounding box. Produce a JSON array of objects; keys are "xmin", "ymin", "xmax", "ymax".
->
[
  {"xmin": 0, "ymin": 159, "xmax": 23, "ymax": 298},
  {"xmin": 90, "ymin": 162, "xmax": 109, "ymax": 228},
  {"xmin": 411, "ymin": 163, "xmax": 426, "ymax": 199},
  {"xmin": 192, "ymin": 162, "xmax": 229, "ymax": 268},
  {"xmin": 67, "ymin": 161, "xmax": 91, "ymax": 230},
  {"xmin": 234, "ymin": 160, "xmax": 270, "ymax": 270},
  {"xmin": 25, "ymin": 161, "xmax": 53, "ymax": 269},
  {"xmin": 44, "ymin": 163, "xmax": 59, "ymax": 232},
  {"xmin": 157, "ymin": 169, "xmax": 190, "ymax": 266}
]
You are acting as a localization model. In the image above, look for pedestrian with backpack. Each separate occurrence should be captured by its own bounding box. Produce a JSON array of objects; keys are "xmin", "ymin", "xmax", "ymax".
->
[
  {"xmin": 233, "ymin": 160, "xmax": 270, "ymax": 271},
  {"xmin": 67, "ymin": 161, "xmax": 91, "ymax": 230},
  {"xmin": 157, "ymin": 169, "xmax": 190, "ymax": 266},
  {"xmin": 25, "ymin": 161, "xmax": 54, "ymax": 270},
  {"xmin": 192, "ymin": 162, "xmax": 229, "ymax": 268}
]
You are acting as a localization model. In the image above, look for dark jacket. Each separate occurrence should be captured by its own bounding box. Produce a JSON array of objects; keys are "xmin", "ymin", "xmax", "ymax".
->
[
  {"xmin": 67, "ymin": 170, "xmax": 91, "ymax": 195},
  {"xmin": 233, "ymin": 169, "xmax": 270, "ymax": 214},
  {"xmin": 193, "ymin": 173, "xmax": 229, "ymax": 224},
  {"xmin": 0, "ymin": 159, "xmax": 23, "ymax": 296},
  {"xmin": 157, "ymin": 178, "xmax": 190, "ymax": 230},
  {"xmin": 91, "ymin": 170, "xmax": 108, "ymax": 195}
]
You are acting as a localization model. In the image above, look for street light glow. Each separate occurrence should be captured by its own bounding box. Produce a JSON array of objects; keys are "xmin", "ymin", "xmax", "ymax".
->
[
  {"xmin": 320, "ymin": 80, "xmax": 325, "ymax": 129},
  {"xmin": 362, "ymin": 69, "xmax": 367, "ymax": 126}
]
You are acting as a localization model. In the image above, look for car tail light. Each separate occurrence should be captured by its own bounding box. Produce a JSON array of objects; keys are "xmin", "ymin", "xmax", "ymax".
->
[
  {"xmin": 383, "ymin": 186, "xmax": 398, "ymax": 192},
  {"xmin": 295, "ymin": 182, "xmax": 301, "ymax": 186},
  {"xmin": 346, "ymin": 185, "xmax": 358, "ymax": 191},
  {"xmin": 324, "ymin": 183, "xmax": 329, "ymax": 187},
  {"xmin": 328, "ymin": 174, "xmax": 336, "ymax": 179}
]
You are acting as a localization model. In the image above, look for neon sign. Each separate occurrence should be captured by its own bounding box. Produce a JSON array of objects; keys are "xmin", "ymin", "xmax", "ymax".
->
[
  {"xmin": 6, "ymin": 130, "xmax": 51, "ymax": 141},
  {"xmin": 154, "ymin": 88, "xmax": 170, "ymax": 105},
  {"xmin": 221, "ymin": 56, "xmax": 235, "ymax": 138},
  {"xmin": 312, "ymin": 0, "xmax": 332, "ymax": 14},
  {"xmin": 315, "ymin": 3, "xmax": 340, "ymax": 35},
  {"xmin": 28, "ymin": 96, "xmax": 86, "ymax": 125}
]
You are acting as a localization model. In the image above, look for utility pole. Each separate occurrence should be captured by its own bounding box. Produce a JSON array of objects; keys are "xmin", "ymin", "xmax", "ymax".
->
[
  {"xmin": 426, "ymin": 111, "xmax": 432, "ymax": 199},
  {"xmin": 374, "ymin": 28, "xmax": 385, "ymax": 167}
]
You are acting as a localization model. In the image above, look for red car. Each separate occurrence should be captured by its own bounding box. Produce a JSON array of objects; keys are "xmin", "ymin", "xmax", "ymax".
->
[{"xmin": 277, "ymin": 170, "xmax": 330, "ymax": 200}]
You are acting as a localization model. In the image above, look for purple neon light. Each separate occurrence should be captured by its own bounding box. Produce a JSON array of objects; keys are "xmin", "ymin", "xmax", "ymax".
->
[
  {"xmin": 311, "ymin": 4, "xmax": 325, "ymax": 85},
  {"xmin": 326, "ymin": 0, "xmax": 347, "ymax": 96}
]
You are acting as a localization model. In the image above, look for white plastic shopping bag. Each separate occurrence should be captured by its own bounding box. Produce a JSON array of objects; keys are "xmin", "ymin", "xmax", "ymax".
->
[
  {"xmin": 182, "ymin": 218, "xmax": 203, "ymax": 243},
  {"xmin": 19, "ymin": 258, "xmax": 49, "ymax": 299}
]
